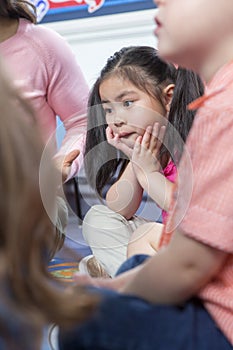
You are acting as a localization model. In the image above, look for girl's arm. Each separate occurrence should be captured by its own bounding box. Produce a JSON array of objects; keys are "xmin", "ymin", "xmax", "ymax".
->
[
  {"xmin": 137, "ymin": 171, "xmax": 173, "ymax": 212},
  {"xmin": 122, "ymin": 228, "xmax": 227, "ymax": 304},
  {"xmin": 105, "ymin": 126, "xmax": 143, "ymax": 219},
  {"xmin": 44, "ymin": 28, "xmax": 89, "ymax": 180},
  {"xmin": 106, "ymin": 162, "xmax": 143, "ymax": 219}
]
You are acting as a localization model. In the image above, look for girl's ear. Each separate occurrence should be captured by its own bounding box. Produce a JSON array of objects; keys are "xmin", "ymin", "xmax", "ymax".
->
[{"xmin": 163, "ymin": 84, "xmax": 175, "ymax": 112}]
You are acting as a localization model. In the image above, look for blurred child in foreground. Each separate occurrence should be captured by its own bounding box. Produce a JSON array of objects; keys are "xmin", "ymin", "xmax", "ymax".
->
[{"xmin": 0, "ymin": 59, "xmax": 98, "ymax": 350}]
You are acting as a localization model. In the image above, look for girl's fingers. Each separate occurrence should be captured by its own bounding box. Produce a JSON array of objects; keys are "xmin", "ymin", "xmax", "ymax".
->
[
  {"xmin": 155, "ymin": 125, "xmax": 166, "ymax": 151},
  {"xmin": 106, "ymin": 127, "xmax": 121, "ymax": 148},
  {"xmin": 151, "ymin": 123, "xmax": 160, "ymax": 138},
  {"xmin": 106, "ymin": 126, "xmax": 114, "ymax": 142},
  {"xmin": 141, "ymin": 123, "xmax": 159, "ymax": 153},
  {"xmin": 136, "ymin": 135, "xmax": 142, "ymax": 146},
  {"xmin": 133, "ymin": 135, "xmax": 142, "ymax": 154},
  {"xmin": 141, "ymin": 125, "xmax": 152, "ymax": 149}
]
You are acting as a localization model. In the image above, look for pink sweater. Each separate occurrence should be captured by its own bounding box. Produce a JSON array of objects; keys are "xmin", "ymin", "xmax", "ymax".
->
[{"xmin": 0, "ymin": 19, "xmax": 89, "ymax": 179}]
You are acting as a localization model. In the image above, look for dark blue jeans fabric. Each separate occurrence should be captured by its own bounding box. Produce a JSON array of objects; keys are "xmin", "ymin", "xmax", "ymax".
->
[{"xmin": 58, "ymin": 254, "xmax": 232, "ymax": 350}]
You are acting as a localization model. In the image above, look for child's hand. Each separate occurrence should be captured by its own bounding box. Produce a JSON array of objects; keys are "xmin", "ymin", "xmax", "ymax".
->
[
  {"xmin": 73, "ymin": 273, "xmax": 123, "ymax": 291},
  {"xmin": 106, "ymin": 126, "xmax": 133, "ymax": 159},
  {"xmin": 132, "ymin": 123, "xmax": 166, "ymax": 175},
  {"xmin": 54, "ymin": 149, "xmax": 80, "ymax": 183}
]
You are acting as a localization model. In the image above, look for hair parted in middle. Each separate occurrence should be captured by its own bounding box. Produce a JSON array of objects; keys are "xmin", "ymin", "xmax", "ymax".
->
[{"xmin": 84, "ymin": 46, "xmax": 204, "ymax": 197}]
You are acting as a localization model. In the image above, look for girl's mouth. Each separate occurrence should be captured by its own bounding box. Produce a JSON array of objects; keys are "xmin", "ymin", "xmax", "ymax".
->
[{"xmin": 118, "ymin": 132, "xmax": 134, "ymax": 138}]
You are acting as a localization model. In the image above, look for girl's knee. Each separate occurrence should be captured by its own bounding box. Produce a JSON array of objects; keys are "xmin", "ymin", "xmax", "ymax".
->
[
  {"xmin": 82, "ymin": 205, "xmax": 123, "ymax": 241},
  {"xmin": 127, "ymin": 222, "xmax": 163, "ymax": 257}
]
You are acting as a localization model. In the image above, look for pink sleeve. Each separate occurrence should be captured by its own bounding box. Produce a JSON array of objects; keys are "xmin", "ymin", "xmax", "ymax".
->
[
  {"xmin": 162, "ymin": 161, "xmax": 177, "ymax": 223},
  {"xmin": 40, "ymin": 27, "xmax": 89, "ymax": 178},
  {"xmin": 163, "ymin": 160, "xmax": 177, "ymax": 183}
]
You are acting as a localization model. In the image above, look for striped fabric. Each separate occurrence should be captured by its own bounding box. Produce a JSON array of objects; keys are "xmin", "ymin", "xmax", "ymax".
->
[{"xmin": 159, "ymin": 60, "xmax": 233, "ymax": 345}]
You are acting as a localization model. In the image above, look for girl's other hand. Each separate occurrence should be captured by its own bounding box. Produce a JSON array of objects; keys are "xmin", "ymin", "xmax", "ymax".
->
[{"xmin": 132, "ymin": 123, "xmax": 166, "ymax": 174}]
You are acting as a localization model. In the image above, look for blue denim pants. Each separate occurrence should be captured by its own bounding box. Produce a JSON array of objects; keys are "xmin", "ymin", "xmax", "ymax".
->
[{"xmin": 58, "ymin": 255, "xmax": 232, "ymax": 350}]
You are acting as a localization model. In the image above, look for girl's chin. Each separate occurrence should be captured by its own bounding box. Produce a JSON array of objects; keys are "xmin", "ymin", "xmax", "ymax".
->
[{"xmin": 120, "ymin": 137, "xmax": 136, "ymax": 149}]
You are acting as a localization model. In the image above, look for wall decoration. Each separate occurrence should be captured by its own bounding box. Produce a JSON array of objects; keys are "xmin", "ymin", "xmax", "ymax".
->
[{"xmin": 32, "ymin": 0, "xmax": 155, "ymax": 23}]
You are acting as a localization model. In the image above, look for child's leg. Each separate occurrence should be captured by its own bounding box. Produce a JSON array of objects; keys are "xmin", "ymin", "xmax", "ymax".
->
[
  {"xmin": 82, "ymin": 204, "xmax": 149, "ymax": 277},
  {"xmin": 127, "ymin": 222, "xmax": 163, "ymax": 257},
  {"xmin": 59, "ymin": 255, "xmax": 232, "ymax": 350},
  {"xmin": 59, "ymin": 293, "xmax": 232, "ymax": 350}
]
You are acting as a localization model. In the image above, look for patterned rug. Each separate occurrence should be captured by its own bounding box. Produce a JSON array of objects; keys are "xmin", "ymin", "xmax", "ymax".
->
[{"xmin": 48, "ymin": 258, "xmax": 80, "ymax": 283}]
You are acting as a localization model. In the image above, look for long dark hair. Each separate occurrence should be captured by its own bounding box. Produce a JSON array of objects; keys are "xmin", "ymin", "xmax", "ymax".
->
[
  {"xmin": 0, "ymin": 0, "xmax": 36, "ymax": 23},
  {"xmin": 161, "ymin": 68, "xmax": 204, "ymax": 163},
  {"xmin": 84, "ymin": 46, "xmax": 204, "ymax": 197}
]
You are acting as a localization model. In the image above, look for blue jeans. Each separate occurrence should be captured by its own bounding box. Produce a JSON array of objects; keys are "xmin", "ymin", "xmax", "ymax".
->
[{"xmin": 58, "ymin": 255, "xmax": 232, "ymax": 350}]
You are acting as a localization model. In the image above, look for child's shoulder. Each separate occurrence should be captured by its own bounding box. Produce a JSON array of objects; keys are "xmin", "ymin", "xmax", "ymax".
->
[
  {"xmin": 20, "ymin": 19, "xmax": 73, "ymax": 57},
  {"xmin": 19, "ymin": 19, "xmax": 76, "ymax": 69}
]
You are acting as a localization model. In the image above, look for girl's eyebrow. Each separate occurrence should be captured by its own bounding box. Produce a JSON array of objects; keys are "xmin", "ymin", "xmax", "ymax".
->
[{"xmin": 101, "ymin": 90, "xmax": 137, "ymax": 104}]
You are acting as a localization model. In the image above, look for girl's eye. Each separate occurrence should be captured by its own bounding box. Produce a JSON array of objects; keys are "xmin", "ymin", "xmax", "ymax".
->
[
  {"xmin": 123, "ymin": 100, "xmax": 133, "ymax": 107},
  {"xmin": 103, "ymin": 107, "xmax": 112, "ymax": 114}
]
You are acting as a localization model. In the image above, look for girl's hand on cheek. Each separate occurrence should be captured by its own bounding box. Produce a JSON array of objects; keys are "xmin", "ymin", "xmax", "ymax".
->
[
  {"xmin": 106, "ymin": 126, "xmax": 133, "ymax": 158},
  {"xmin": 106, "ymin": 126, "xmax": 116, "ymax": 145},
  {"xmin": 132, "ymin": 123, "xmax": 165, "ymax": 175}
]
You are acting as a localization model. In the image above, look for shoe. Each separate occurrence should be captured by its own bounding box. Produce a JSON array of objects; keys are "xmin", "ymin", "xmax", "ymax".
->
[{"xmin": 79, "ymin": 255, "xmax": 110, "ymax": 278}]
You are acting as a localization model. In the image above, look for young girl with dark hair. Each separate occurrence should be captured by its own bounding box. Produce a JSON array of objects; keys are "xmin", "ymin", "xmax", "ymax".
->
[{"xmin": 81, "ymin": 46, "xmax": 204, "ymax": 277}]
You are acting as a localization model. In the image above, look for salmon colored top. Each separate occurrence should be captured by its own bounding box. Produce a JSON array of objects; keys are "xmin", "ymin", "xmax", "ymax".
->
[{"xmin": 160, "ymin": 61, "xmax": 233, "ymax": 345}]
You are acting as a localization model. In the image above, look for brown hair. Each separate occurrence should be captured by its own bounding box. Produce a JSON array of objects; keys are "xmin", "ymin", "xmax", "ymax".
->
[
  {"xmin": 0, "ymin": 0, "xmax": 36, "ymax": 23},
  {"xmin": 0, "ymin": 60, "xmax": 98, "ymax": 346}
]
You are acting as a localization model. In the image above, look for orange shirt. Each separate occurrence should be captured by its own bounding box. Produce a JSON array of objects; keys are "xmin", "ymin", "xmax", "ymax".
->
[{"xmin": 160, "ymin": 61, "xmax": 233, "ymax": 345}]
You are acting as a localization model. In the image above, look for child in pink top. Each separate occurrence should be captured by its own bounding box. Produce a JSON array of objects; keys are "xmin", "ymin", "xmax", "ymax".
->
[{"xmin": 80, "ymin": 47, "xmax": 203, "ymax": 277}]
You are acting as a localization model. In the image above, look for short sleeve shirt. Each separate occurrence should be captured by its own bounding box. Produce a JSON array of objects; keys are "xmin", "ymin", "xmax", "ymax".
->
[{"xmin": 160, "ymin": 61, "xmax": 233, "ymax": 345}]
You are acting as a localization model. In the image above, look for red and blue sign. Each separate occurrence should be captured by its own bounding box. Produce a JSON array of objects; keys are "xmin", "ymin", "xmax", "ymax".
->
[{"xmin": 32, "ymin": 0, "xmax": 155, "ymax": 23}]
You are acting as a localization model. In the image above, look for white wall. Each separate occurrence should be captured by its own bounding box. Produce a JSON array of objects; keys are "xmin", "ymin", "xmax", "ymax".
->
[{"xmin": 43, "ymin": 9, "xmax": 158, "ymax": 87}]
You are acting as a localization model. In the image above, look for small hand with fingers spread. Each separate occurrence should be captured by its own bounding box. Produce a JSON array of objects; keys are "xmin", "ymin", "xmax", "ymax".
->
[{"xmin": 132, "ymin": 123, "xmax": 166, "ymax": 176}]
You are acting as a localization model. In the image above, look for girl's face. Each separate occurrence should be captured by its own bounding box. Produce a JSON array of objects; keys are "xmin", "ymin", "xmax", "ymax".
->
[
  {"xmin": 154, "ymin": 0, "xmax": 233, "ymax": 78},
  {"xmin": 100, "ymin": 75, "xmax": 171, "ymax": 148}
]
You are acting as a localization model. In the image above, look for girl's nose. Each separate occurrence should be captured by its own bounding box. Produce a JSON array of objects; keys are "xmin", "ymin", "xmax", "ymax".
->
[
  {"xmin": 114, "ymin": 120, "xmax": 124, "ymax": 128},
  {"xmin": 113, "ymin": 108, "xmax": 126, "ymax": 127}
]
